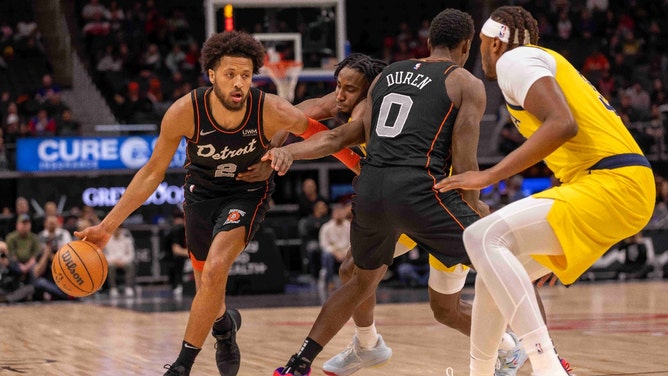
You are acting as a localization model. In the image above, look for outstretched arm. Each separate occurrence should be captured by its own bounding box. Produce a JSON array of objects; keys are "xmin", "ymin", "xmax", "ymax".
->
[
  {"xmin": 295, "ymin": 92, "xmax": 337, "ymax": 120},
  {"xmin": 262, "ymin": 119, "xmax": 365, "ymax": 175},
  {"xmin": 262, "ymin": 93, "xmax": 363, "ymax": 175},
  {"xmin": 75, "ymin": 94, "xmax": 191, "ymax": 249},
  {"xmin": 435, "ymin": 76, "xmax": 577, "ymax": 192}
]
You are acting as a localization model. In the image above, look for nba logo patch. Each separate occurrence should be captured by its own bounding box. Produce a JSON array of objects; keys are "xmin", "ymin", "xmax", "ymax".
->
[
  {"xmin": 413, "ymin": 62, "xmax": 422, "ymax": 70},
  {"xmin": 499, "ymin": 25, "xmax": 507, "ymax": 38},
  {"xmin": 224, "ymin": 209, "xmax": 246, "ymax": 225}
]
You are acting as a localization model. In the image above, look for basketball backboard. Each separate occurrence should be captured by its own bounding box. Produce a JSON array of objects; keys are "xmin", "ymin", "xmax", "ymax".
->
[{"xmin": 203, "ymin": 0, "xmax": 346, "ymax": 82}]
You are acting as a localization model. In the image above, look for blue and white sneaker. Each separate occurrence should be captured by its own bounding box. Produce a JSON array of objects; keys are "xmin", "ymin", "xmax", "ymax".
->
[
  {"xmin": 322, "ymin": 335, "xmax": 392, "ymax": 376},
  {"xmin": 495, "ymin": 333, "xmax": 528, "ymax": 376}
]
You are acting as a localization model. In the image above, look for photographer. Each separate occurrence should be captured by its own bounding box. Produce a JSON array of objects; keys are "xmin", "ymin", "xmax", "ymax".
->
[
  {"xmin": 33, "ymin": 215, "xmax": 73, "ymax": 300},
  {"xmin": 38, "ymin": 215, "xmax": 72, "ymax": 251},
  {"xmin": 0, "ymin": 240, "xmax": 34, "ymax": 303}
]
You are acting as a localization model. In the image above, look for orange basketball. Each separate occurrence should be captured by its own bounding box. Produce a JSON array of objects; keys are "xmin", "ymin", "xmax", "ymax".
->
[{"xmin": 51, "ymin": 240, "xmax": 108, "ymax": 298}]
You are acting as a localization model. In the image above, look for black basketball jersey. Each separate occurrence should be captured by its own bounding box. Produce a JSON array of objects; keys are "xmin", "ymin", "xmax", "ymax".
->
[
  {"xmin": 364, "ymin": 60, "xmax": 459, "ymax": 176},
  {"xmin": 184, "ymin": 87, "xmax": 273, "ymax": 196}
]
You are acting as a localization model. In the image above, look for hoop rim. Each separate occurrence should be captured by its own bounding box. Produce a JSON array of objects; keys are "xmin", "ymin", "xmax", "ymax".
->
[{"xmin": 261, "ymin": 60, "xmax": 303, "ymax": 79}]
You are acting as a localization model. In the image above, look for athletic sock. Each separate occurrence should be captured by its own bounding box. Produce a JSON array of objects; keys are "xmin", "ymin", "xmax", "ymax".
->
[
  {"xmin": 521, "ymin": 326, "xmax": 568, "ymax": 375},
  {"xmin": 212, "ymin": 311, "xmax": 232, "ymax": 334},
  {"xmin": 470, "ymin": 354, "xmax": 497, "ymax": 376},
  {"xmin": 296, "ymin": 337, "xmax": 323, "ymax": 362},
  {"xmin": 356, "ymin": 322, "xmax": 379, "ymax": 349},
  {"xmin": 175, "ymin": 340, "xmax": 201, "ymax": 370},
  {"xmin": 282, "ymin": 337, "xmax": 323, "ymax": 375}
]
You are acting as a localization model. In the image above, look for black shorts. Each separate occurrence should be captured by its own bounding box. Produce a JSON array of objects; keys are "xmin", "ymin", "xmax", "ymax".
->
[
  {"xmin": 183, "ymin": 187, "xmax": 273, "ymax": 262},
  {"xmin": 351, "ymin": 165, "xmax": 480, "ymax": 270}
]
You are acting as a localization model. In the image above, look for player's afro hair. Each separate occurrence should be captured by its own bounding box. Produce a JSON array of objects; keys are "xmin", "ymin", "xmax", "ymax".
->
[{"xmin": 200, "ymin": 31, "xmax": 265, "ymax": 74}]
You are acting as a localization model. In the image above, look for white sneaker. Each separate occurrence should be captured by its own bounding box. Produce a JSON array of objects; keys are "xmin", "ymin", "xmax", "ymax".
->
[
  {"xmin": 495, "ymin": 332, "xmax": 528, "ymax": 376},
  {"xmin": 173, "ymin": 285, "xmax": 183, "ymax": 297},
  {"xmin": 109, "ymin": 287, "xmax": 119, "ymax": 298},
  {"xmin": 322, "ymin": 335, "xmax": 392, "ymax": 376},
  {"xmin": 124, "ymin": 287, "xmax": 134, "ymax": 298}
]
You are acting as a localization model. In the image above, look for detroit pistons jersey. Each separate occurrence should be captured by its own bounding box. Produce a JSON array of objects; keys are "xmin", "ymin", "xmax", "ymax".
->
[
  {"xmin": 184, "ymin": 87, "xmax": 273, "ymax": 198},
  {"xmin": 364, "ymin": 60, "xmax": 459, "ymax": 175}
]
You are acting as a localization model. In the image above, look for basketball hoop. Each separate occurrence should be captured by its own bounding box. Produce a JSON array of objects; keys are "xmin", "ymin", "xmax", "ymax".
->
[{"xmin": 260, "ymin": 60, "xmax": 303, "ymax": 103}]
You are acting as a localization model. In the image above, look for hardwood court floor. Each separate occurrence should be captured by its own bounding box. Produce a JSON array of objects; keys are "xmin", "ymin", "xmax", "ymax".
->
[{"xmin": 1, "ymin": 280, "xmax": 667, "ymax": 375}]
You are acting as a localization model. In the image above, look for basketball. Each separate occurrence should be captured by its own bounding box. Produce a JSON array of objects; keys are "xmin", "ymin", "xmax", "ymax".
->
[{"xmin": 51, "ymin": 240, "xmax": 108, "ymax": 298}]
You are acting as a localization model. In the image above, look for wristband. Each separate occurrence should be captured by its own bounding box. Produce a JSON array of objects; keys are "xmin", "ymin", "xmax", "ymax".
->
[{"xmin": 298, "ymin": 117, "xmax": 329, "ymax": 139}]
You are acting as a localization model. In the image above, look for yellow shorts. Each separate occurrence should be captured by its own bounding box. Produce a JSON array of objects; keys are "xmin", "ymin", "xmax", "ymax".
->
[{"xmin": 396, "ymin": 234, "xmax": 470, "ymax": 294}]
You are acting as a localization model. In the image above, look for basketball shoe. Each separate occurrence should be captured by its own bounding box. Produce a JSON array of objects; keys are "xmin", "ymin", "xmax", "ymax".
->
[
  {"xmin": 273, "ymin": 366, "xmax": 311, "ymax": 376},
  {"xmin": 495, "ymin": 332, "xmax": 528, "ymax": 376},
  {"xmin": 560, "ymin": 357, "xmax": 575, "ymax": 376},
  {"xmin": 322, "ymin": 334, "xmax": 392, "ymax": 376},
  {"xmin": 212, "ymin": 308, "xmax": 242, "ymax": 376},
  {"xmin": 274, "ymin": 353, "xmax": 313, "ymax": 376},
  {"xmin": 163, "ymin": 363, "xmax": 189, "ymax": 376}
]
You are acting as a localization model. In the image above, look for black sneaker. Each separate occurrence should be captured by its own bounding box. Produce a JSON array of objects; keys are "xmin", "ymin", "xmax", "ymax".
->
[
  {"xmin": 212, "ymin": 308, "xmax": 242, "ymax": 376},
  {"xmin": 163, "ymin": 363, "xmax": 189, "ymax": 376}
]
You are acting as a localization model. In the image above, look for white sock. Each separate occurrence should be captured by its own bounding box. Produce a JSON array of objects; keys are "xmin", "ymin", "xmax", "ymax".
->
[
  {"xmin": 498, "ymin": 332, "xmax": 516, "ymax": 352},
  {"xmin": 355, "ymin": 323, "xmax": 379, "ymax": 349},
  {"xmin": 470, "ymin": 354, "xmax": 497, "ymax": 376},
  {"xmin": 521, "ymin": 326, "xmax": 568, "ymax": 375}
]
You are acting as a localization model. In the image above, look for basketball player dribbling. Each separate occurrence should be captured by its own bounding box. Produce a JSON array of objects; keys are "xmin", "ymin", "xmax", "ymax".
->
[{"xmin": 75, "ymin": 30, "xmax": 357, "ymax": 376}]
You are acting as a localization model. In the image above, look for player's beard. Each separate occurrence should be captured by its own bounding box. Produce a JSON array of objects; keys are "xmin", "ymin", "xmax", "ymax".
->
[{"xmin": 213, "ymin": 85, "xmax": 247, "ymax": 111}]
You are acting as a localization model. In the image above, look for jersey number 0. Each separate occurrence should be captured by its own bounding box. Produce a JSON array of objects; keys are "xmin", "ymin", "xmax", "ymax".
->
[{"xmin": 375, "ymin": 93, "xmax": 414, "ymax": 138}]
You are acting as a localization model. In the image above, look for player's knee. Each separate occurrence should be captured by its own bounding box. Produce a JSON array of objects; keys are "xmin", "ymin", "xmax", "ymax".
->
[
  {"xmin": 200, "ymin": 258, "xmax": 231, "ymax": 285},
  {"xmin": 463, "ymin": 220, "xmax": 488, "ymax": 262},
  {"xmin": 348, "ymin": 268, "xmax": 384, "ymax": 299}
]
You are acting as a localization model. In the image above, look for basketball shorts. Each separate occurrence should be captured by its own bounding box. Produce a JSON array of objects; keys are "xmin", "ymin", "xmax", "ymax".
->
[
  {"xmin": 183, "ymin": 188, "xmax": 273, "ymax": 271},
  {"xmin": 352, "ymin": 165, "xmax": 481, "ymax": 270}
]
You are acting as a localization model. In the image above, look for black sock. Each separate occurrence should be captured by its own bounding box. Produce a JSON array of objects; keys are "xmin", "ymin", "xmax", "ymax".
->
[
  {"xmin": 297, "ymin": 337, "xmax": 323, "ymax": 361},
  {"xmin": 175, "ymin": 340, "xmax": 201, "ymax": 370},
  {"xmin": 283, "ymin": 337, "xmax": 323, "ymax": 374},
  {"xmin": 212, "ymin": 311, "xmax": 232, "ymax": 334}
]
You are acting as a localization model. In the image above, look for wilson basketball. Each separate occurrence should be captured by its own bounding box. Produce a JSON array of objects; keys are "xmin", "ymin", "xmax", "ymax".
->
[{"xmin": 52, "ymin": 240, "xmax": 108, "ymax": 298}]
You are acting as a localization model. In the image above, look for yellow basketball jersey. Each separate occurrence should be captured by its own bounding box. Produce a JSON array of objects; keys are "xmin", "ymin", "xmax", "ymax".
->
[
  {"xmin": 504, "ymin": 46, "xmax": 654, "ymax": 284},
  {"xmin": 506, "ymin": 46, "xmax": 643, "ymax": 184}
]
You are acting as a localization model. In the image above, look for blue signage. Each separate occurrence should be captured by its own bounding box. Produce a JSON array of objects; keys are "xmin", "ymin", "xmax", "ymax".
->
[{"xmin": 16, "ymin": 136, "xmax": 188, "ymax": 172}]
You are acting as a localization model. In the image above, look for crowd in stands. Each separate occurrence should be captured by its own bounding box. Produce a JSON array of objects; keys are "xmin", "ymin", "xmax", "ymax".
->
[
  {"xmin": 370, "ymin": 0, "xmax": 668, "ymax": 161},
  {"xmin": 0, "ymin": 197, "xmax": 138, "ymax": 304},
  {"xmin": 2, "ymin": 0, "xmax": 668, "ymax": 171},
  {"xmin": 77, "ymin": 0, "xmax": 204, "ymax": 126},
  {"xmin": 0, "ymin": 9, "xmax": 81, "ymax": 171}
]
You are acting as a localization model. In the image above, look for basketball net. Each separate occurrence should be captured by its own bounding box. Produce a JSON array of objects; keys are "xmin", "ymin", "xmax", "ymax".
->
[{"xmin": 260, "ymin": 58, "xmax": 303, "ymax": 103}]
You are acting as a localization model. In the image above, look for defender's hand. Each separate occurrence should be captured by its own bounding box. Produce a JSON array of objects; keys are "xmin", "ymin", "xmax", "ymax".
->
[
  {"xmin": 435, "ymin": 170, "xmax": 495, "ymax": 192},
  {"xmin": 261, "ymin": 148, "xmax": 294, "ymax": 176},
  {"xmin": 236, "ymin": 160, "xmax": 275, "ymax": 182}
]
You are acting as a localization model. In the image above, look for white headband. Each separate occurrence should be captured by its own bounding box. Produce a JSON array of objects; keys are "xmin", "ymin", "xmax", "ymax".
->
[{"xmin": 481, "ymin": 18, "xmax": 510, "ymax": 43}]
